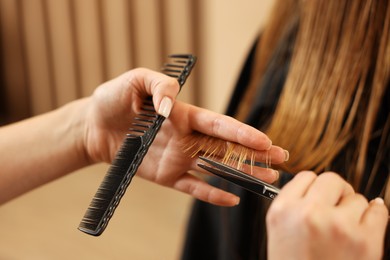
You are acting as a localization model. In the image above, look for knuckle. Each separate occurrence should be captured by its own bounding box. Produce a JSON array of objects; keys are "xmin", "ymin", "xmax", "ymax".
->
[
  {"xmin": 319, "ymin": 171, "xmax": 342, "ymax": 181},
  {"xmin": 211, "ymin": 117, "xmax": 223, "ymax": 135},
  {"xmin": 329, "ymin": 217, "xmax": 350, "ymax": 238},
  {"xmin": 354, "ymin": 193, "xmax": 369, "ymax": 206},
  {"xmin": 185, "ymin": 182, "xmax": 199, "ymax": 196},
  {"xmin": 296, "ymin": 203, "xmax": 323, "ymax": 232},
  {"xmin": 266, "ymin": 201, "xmax": 288, "ymax": 225},
  {"xmin": 345, "ymin": 183, "xmax": 354, "ymax": 194},
  {"xmin": 167, "ymin": 76, "xmax": 179, "ymax": 87},
  {"xmin": 158, "ymin": 75, "xmax": 180, "ymax": 95},
  {"xmin": 299, "ymin": 204, "xmax": 315, "ymax": 223},
  {"xmin": 235, "ymin": 123, "xmax": 247, "ymax": 143},
  {"xmin": 206, "ymin": 188, "xmax": 218, "ymax": 203}
]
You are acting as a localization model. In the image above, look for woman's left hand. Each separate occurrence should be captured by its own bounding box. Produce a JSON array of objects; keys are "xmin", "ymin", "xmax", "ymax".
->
[{"xmin": 83, "ymin": 68, "xmax": 288, "ymax": 206}]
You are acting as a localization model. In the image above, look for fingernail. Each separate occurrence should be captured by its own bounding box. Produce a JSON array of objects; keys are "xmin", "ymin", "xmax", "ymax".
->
[
  {"xmin": 158, "ymin": 97, "xmax": 173, "ymax": 118},
  {"xmin": 234, "ymin": 197, "xmax": 240, "ymax": 205},
  {"xmin": 284, "ymin": 150, "xmax": 290, "ymax": 161},
  {"xmin": 274, "ymin": 170, "xmax": 280, "ymax": 180},
  {"xmin": 267, "ymin": 140, "xmax": 273, "ymax": 150},
  {"xmin": 373, "ymin": 197, "xmax": 384, "ymax": 204}
]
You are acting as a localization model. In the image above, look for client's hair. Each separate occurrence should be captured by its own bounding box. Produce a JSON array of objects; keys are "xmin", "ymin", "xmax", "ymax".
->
[{"xmin": 236, "ymin": 0, "xmax": 389, "ymax": 204}]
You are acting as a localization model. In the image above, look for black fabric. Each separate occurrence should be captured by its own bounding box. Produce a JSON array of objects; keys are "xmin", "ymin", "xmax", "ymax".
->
[{"xmin": 181, "ymin": 177, "xmax": 271, "ymax": 260}]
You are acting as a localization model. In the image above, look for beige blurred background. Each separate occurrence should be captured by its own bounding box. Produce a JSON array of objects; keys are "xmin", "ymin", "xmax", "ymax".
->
[{"xmin": 0, "ymin": 0, "xmax": 274, "ymax": 259}]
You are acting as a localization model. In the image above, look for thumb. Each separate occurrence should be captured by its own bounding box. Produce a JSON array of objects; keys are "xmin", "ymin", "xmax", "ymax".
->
[
  {"xmin": 156, "ymin": 95, "xmax": 175, "ymax": 118},
  {"xmin": 146, "ymin": 69, "xmax": 180, "ymax": 118},
  {"xmin": 126, "ymin": 68, "xmax": 180, "ymax": 118},
  {"xmin": 361, "ymin": 198, "xmax": 388, "ymax": 245}
]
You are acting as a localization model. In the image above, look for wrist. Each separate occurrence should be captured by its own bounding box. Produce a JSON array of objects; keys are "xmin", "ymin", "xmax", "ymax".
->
[
  {"xmin": 0, "ymin": 97, "xmax": 93, "ymax": 203},
  {"xmin": 57, "ymin": 97, "xmax": 92, "ymax": 169}
]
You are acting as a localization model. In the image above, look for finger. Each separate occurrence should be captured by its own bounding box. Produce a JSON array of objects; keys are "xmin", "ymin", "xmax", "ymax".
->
[
  {"xmin": 188, "ymin": 105, "xmax": 272, "ymax": 149},
  {"xmin": 192, "ymin": 151, "xmax": 280, "ymax": 184},
  {"xmin": 253, "ymin": 146, "xmax": 288, "ymax": 165},
  {"xmin": 182, "ymin": 132, "xmax": 287, "ymax": 165},
  {"xmin": 304, "ymin": 172, "xmax": 354, "ymax": 205},
  {"xmin": 236, "ymin": 163, "xmax": 279, "ymax": 184},
  {"xmin": 126, "ymin": 68, "xmax": 180, "ymax": 117},
  {"xmin": 222, "ymin": 141, "xmax": 286, "ymax": 165},
  {"xmin": 275, "ymin": 171, "xmax": 317, "ymax": 201},
  {"xmin": 337, "ymin": 193, "xmax": 369, "ymax": 223},
  {"xmin": 172, "ymin": 173, "xmax": 240, "ymax": 206},
  {"xmin": 194, "ymin": 160, "xmax": 279, "ymax": 184},
  {"xmin": 250, "ymin": 168, "xmax": 279, "ymax": 184},
  {"xmin": 360, "ymin": 198, "xmax": 389, "ymax": 244}
]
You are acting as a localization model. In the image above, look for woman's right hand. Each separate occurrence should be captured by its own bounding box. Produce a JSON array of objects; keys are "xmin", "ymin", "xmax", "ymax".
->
[{"xmin": 266, "ymin": 171, "xmax": 388, "ymax": 260}]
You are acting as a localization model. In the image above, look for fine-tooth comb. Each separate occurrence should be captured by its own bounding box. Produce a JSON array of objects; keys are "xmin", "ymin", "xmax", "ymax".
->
[{"xmin": 78, "ymin": 54, "xmax": 197, "ymax": 236}]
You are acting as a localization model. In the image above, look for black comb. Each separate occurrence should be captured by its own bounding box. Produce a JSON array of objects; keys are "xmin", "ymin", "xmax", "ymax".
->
[{"xmin": 78, "ymin": 54, "xmax": 197, "ymax": 236}]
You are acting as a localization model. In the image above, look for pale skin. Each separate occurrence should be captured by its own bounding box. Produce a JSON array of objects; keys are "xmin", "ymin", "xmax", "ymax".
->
[
  {"xmin": 0, "ymin": 68, "xmax": 287, "ymax": 205},
  {"xmin": 266, "ymin": 171, "xmax": 389, "ymax": 260}
]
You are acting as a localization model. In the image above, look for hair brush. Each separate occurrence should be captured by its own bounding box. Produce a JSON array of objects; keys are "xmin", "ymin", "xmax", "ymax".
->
[{"xmin": 78, "ymin": 54, "xmax": 197, "ymax": 236}]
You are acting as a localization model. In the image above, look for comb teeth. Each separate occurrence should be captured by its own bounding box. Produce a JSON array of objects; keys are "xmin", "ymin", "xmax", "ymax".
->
[
  {"xmin": 78, "ymin": 54, "xmax": 197, "ymax": 236},
  {"xmin": 161, "ymin": 54, "xmax": 196, "ymax": 86},
  {"xmin": 128, "ymin": 109, "xmax": 158, "ymax": 136}
]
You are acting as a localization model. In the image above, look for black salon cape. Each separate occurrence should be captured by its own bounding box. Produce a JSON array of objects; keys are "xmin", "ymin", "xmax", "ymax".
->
[{"xmin": 181, "ymin": 39, "xmax": 389, "ymax": 260}]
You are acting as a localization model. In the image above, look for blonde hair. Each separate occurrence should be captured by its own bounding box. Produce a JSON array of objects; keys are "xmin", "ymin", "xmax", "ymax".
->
[{"xmin": 236, "ymin": 0, "xmax": 389, "ymax": 200}]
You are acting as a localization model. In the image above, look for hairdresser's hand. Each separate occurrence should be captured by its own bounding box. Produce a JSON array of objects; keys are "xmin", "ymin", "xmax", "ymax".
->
[
  {"xmin": 266, "ymin": 171, "xmax": 388, "ymax": 260},
  {"xmin": 84, "ymin": 68, "xmax": 181, "ymax": 163},
  {"xmin": 83, "ymin": 68, "xmax": 288, "ymax": 207}
]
